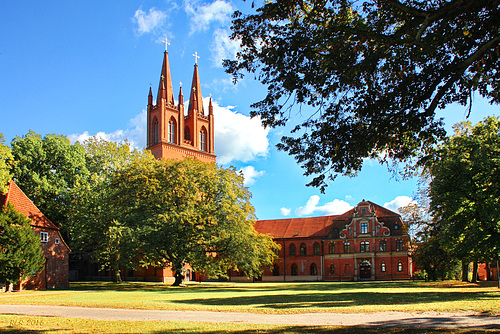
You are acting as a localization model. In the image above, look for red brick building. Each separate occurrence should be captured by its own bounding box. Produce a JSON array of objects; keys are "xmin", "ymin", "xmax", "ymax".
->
[
  {"xmin": 0, "ymin": 181, "xmax": 70, "ymax": 289},
  {"xmin": 230, "ymin": 200, "xmax": 412, "ymax": 282}
]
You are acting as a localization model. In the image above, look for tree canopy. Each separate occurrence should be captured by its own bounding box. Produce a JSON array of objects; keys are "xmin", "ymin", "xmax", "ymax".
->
[
  {"xmin": 111, "ymin": 157, "xmax": 278, "ymax": 286},
  {"xmin": 0, "ymin": 203, "xmax": 45, "ymax": 289},
  {"xmin": 66, "ymin": 138, "xmax": 153, "ymax": 282},
  {"xmin": 10, "ymin": 131, "xmax": 87, "ymax": 228},
  {"xmin": 425, "ymin": 116, "xmax": 500, "ymax": 268},
  {"xmin": 224, "ymin": 0, "xmax": 500, "ymax": 191},
  {"xmin": 0, "ymin": 134, "xmax": 13, "ymax": 194}
]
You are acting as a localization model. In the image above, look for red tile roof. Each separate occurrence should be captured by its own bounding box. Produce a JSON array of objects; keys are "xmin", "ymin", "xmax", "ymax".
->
[
  {"xmin": 1, "ymin": 181, "xmax": 60, "ymax": 230},
  {"xmin": 255, "ymin": 201, "xmax": 403, "ymax": 239}
]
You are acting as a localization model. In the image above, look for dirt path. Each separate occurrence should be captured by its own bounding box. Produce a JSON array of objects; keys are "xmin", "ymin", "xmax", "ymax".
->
[{"xmin": 0, "ymin": 305, "xmax": 499, "ymax": 329}]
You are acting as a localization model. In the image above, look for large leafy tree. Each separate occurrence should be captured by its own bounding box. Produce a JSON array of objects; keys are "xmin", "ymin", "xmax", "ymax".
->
[
  {"xmin": 0, "ymin": 134, "xmax": 14, "ymax": 194},
  {"xmin": 0, "ymin": 203, "xmax": 45, "ymax": 291},
  {"xmin": 425, "ymin": 116, "xmax": 500, "ymax": 280},
  {"xmin": 112, "ymin": 157, "xmax": 278, "ymax": 286},
  {"xmin": 225, "ymin": 0, "xmax": 500, "ymax": 191},
  {"xmin": 10, "ymin": 131, "xmax": 87, "ymax": 228},
  {"xmin": 67, "ymin": 138, "xmax": 152, "ymax": 282}
]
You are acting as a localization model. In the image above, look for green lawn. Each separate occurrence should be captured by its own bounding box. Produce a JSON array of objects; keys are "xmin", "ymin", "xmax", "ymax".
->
[
  {"xmin": 0, "ymin": 314, "xmax": 496, "ymax": 334},
  {"xmin": 0, "ymin": 280, "xmax": 499, "ymax": 314}
]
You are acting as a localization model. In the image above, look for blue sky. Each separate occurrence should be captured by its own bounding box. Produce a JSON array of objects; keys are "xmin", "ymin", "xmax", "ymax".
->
[{"xmin": 1, "ymin": 1, "xmax": 498, "ymax": 220}]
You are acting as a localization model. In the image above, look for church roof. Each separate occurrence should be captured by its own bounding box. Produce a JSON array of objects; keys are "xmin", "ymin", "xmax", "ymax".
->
[
  {"xmin": 254, "ymin": 201, "xmax": 404, "ymax": 239},
  {"xmin": 0, "ymin": 181, "xmax": 60, "ymax": 230}
]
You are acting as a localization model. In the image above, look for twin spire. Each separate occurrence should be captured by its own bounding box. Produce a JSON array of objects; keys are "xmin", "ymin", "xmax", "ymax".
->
[{"xmin": 151, "ymin": 44, "xmax": 210, "ymax": 116}]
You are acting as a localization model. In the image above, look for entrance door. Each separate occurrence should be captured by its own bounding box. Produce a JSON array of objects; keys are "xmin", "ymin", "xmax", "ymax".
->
[{"xmin": 359, "ymin": 261, "xmax": 371, "ymax": 279}]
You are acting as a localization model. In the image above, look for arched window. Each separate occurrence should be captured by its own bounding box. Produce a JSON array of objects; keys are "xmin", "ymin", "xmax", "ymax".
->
[
  {"xmin": 313, "ymin": 242, "xmax": 320, "ymax": 255},
  {"xmin": 380, "ymin": 240, "xmax": 387, "ymax": 252},
  {"xmin": 329, "ymin": 264, "xmax": 335, "ymax": 274},
  {"xmin": 199, "ymin": 127, "xmax": 207, "ymax": 152},
  {"xmin": 310, "ymin": 263, "xmax": 318, "ymax": 275},
  {"xmin": 168, "ymin": 118, "xmax": 176, "ymax": 143},
  {"xmin": 344, "ymin": 242, "xmax": 351, "ymax": 253},
  {"xmin": 344, "ymin": 264, "xmax": 350, "ymax": 273},
  {"xmin": 300, "ymin": 243, "xmax": 307, "ymax": 255},
  {"xmin": 398, "ymin": 262, "xmax": 403, "ymax": 272},
  {"xmin": 291, "ymin": 264, "xmax": 298, "ymax": 276},
  {"xmin": 289, "ymin": 243, "xmax": 296, "ymax": 256},
  {"xmin": 273, "ymin": 264, "xmax": 280, "ymax": 276},
  {"xmin": 360, "ymin": 241, "xmax": 369, "ymax": 252},
  {"xmin": 328, "ymin": 243, "xmax": 335, "ymax": 254},
  {"xmin": 381, "ymin": 263, "xmax": 386, "ymax": 272},
  {"xmin": 153, "ymin": 118, "xmax": 159, "ymax": 144},
  {"xmin": 184, "ymin": 126, "xmax": 191, "ymax": 141}
]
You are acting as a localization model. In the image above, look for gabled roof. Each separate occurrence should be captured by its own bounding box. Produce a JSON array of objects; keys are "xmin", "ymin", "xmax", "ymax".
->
[
  {"xmin": 255, "ymin": 200, "xmax": 405, "ymax": 239},
  {"xmin": 0, "ymin": 181, "xmax": 60, "ymax": 230},
  {"xmin": 255, "ymin": 215, "xmax": 334, "ymax": 239}
]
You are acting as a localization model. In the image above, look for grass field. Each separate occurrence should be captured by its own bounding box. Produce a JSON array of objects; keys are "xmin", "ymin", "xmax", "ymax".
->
[
  {"xmin": 0, "ymin": 314, "xmax": 498, "ymax": 334},
  {"xmin": 0, "ymin": 280, "xmax": 499, "ymax": 333},
  {"xmin": 0, "ymin": 280, "xmax": 498, "ymax": 314}
]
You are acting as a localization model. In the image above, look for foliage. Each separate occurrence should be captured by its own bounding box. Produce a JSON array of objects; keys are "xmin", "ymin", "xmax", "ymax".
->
[
  {"xmin": 0, "ymin": 203, "xmax": 45, "ymax": 287},
  {"xmin": 224, "ymin": 0, "xmax": 500, "ymax": 191},
  {"xmin": 0, "ymin": 134, "xmax": 14, "ymax": 194},
  {"xmin": 425, "ymin": 116, "xmax": 500, "ymax": 266},
  {"xmin": 66, "ymin": 138, "xmax": 153, "ymax": 282},
  {"xmin": 111, "ymin": 157, "xmax": 278, "ymax": 286},
  {"xmin": 10, "ymin": 131, "xmax": 87, "ymax": 228}
]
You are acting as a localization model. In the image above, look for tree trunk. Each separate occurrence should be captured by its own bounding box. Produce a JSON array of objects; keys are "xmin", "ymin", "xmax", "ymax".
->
[
  {"xmin": 112, "ymin": 260, "xmax": 122, "ymax": 283},
  {"xmin": 486, "ymin": 261, "xmax": 492, "ymax": 281},
  {"xmin": 471, "ymin": 261, "xmax": 479, "ymax": 283},
  {"xmin": 462, "ymin": 261, "xmax": 469, "ymax": 282},
  {"xmin": 171, "ymin": 262, "xmax": 186, "ymax": 287}
]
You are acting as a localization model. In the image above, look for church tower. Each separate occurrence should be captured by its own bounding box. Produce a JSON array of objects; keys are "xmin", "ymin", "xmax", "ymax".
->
[{"xmin": 147, "ymin": 47, "xmax": 216, "ymax": 164}]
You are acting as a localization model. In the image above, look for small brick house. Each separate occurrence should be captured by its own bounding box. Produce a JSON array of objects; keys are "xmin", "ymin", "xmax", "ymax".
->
[
  {"xmin": 230, "ymin": 200, "xmax": 413, "ymax": 282},
  {"xmin": 0, "ymin": 181, "xmax": 70, "ymax": 289}
]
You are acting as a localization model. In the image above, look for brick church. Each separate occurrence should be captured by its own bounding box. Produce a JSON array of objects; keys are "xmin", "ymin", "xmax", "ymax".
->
[{"xmin": 138, "ymin": 47, "xmax": 412, "ymax": 283}]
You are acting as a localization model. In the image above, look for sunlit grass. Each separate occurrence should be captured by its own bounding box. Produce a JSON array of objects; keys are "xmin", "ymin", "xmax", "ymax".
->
[
  {"xmin": 0, "ymin": 281, "xmax": 498, "ymax": 315},
  {"xmin": 0, "ymin": 314, "xmax": 497, "ymax": 334}
]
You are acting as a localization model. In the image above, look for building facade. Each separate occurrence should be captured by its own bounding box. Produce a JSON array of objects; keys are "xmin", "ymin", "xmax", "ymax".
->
[
  {"xmin": 230, "ymin": 200, "xmax": 412, "ymax": 282},
  {"xmin": 0, "ymin": 181, "xmax": 70, "ymax": 289}
]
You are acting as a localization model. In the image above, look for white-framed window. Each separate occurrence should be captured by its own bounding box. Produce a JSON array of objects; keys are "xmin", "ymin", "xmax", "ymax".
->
[
  {"xmin": 398, "ymin": 262, "xmax": 403, "ymax": 272},
  {"xmin": 40, "ymin": 231, "xmax": 49, "ymax": 243},
  {"xmin": 381, "ymin": 262, "xmax": 386, "ymax": 272},
  {"xmin": 360, "ymin": 222, "xmax": 368, "ymax": 234},
  {"xmin": 55, "ymin": 238, "xmax": 60, "ymax": 245},
  {"xmin": 360, "ymin": 241, "xmax": 369, "ymax": 252}
]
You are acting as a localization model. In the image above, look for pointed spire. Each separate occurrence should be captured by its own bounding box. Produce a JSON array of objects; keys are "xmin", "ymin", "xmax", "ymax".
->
[
  {"xmin": 209, "ymin": 95, "xmax": 213, "ymax": 115},
  {"xmin": 148, "ymin": 87, "xmax": 153, "ymax": 106},
  {"xmin": 188, "ymin": 63, "xmax": 204, "ymax": 115},
  {"xmin": 157, "ymin": 51, "xmax": 175, "ymax": 105},
  {"xmin": 178, "ymin": 84, "xmax": 184, "ymax": 106}
]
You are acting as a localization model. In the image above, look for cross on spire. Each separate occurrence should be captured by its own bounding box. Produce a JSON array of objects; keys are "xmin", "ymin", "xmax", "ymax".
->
[
  {"xmin": 193, "ymin": 51, "xmax": 200, "ymax": 65},
  {"xmin": 162, "ymin": 37, "xmax": 170, "ymax": 52}
]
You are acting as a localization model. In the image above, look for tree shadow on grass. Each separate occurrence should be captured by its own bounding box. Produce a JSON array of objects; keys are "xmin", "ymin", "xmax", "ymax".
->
[{"xmin": 168, "ymin": 290, "xmax": 493, "ymax": 311}]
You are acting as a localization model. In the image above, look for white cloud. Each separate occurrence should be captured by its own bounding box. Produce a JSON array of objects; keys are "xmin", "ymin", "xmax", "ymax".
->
[
  {"xmin": 295, "ymin": 196, "xmax": 353, "ymax": 216},
  {"xmin": 68, "ymin": 110, "xmax": 147, "ymax": 149},
  {"xmin": 69, "ymin": 99, "xmax": 269, "ymax": 165},
  {"xmin": 280, "ymin": 207, "xmax": 291, "ymax": 216},
  {"xmin": 133, "ymin": 8, "xmax": 167, "ymax": 35},
  {"xmin": 239, "ymin": 166, "xmax": 265, "ymax": 186},
  {"xmin": 383, "ymin": 196, "xmax": 416, "ymax": 212},
  {"xmin": 208, "ymin": 97, "xmax": 269, "ymax": 164},
  {"xmin": 211, "ymin": 28, "xmax": 240, "ymax": 67},
  {"xmin": 185, "ymin": 0, "xmax": 234, "ymax": 33}
]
